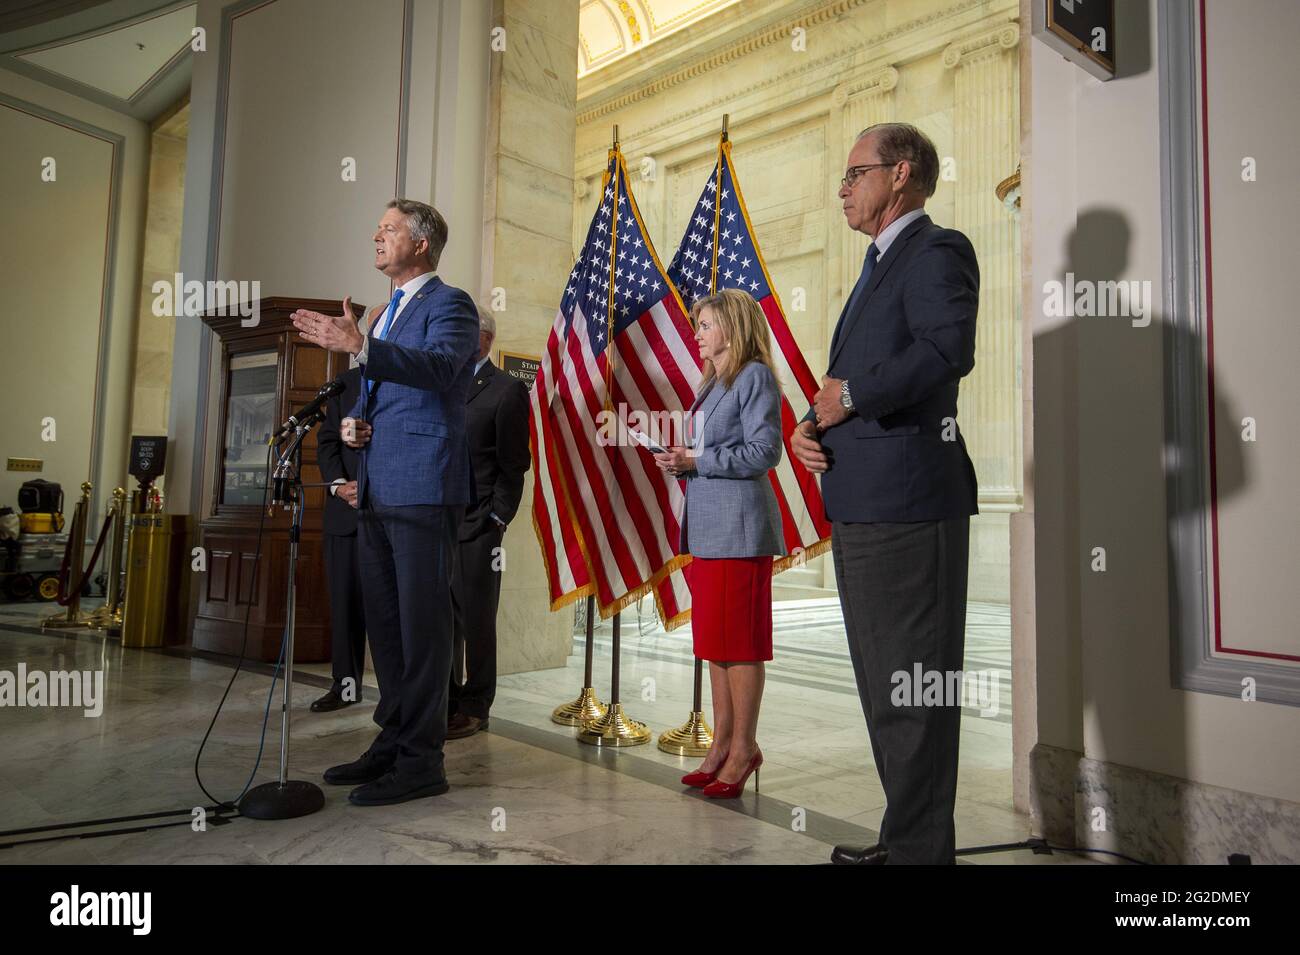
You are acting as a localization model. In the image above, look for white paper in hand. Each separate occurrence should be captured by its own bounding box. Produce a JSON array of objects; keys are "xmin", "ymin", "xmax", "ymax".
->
[{"xmin": 626, "ymin": 427, "xmax": 668, "ymax": 455}]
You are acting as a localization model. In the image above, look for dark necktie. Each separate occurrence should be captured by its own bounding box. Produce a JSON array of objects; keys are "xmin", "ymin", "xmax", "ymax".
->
[{"xmin": 830, "ymin": 242, "xmax": 879, "ymax": 356}]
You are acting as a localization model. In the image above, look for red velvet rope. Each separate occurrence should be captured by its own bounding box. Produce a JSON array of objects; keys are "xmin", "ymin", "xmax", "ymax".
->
[{"xmin": 55, "ymin": 513, "xmax": 114, "ymax": 607}]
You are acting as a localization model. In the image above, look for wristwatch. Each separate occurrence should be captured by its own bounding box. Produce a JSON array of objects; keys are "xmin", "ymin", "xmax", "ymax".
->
[{"xmin": 839, "ymin": 379, "xmax": 854, "ymax": 411}]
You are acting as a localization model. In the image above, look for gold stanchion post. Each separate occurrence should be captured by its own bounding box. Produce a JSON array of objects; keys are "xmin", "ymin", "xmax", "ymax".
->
[
  {"xmin": 42, "ymin": 481, "xmax": 92, "ymax": 630},
  {"xmin": 88, "ymin": 487, "xmax": 127, "ymax": 633}
]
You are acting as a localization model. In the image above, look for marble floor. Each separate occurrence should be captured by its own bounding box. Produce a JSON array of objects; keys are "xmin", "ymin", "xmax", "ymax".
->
[
  {"xmin": 0, "ymin": 599, "xmax": 1088, "ymax": 865},
  {"xmin": 486, "ymin": 597, "xmax": 1051, "ymax": 858}
]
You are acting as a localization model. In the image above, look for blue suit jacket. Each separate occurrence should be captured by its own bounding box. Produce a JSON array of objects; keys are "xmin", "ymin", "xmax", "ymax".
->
[
  {"xmin": 818, "ymin": 214, "xmax": 980, "ymax": 522},
  {"xmin": 679, "ymin": 361, "xmax": 785, "ymax": 559},
  {"xmin": 351, "ymin": 275, "xmax": 479, "ymax": 507}
]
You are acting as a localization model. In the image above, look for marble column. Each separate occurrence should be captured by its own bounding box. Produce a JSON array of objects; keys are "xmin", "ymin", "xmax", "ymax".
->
[
  {"xmin": 833, "ymin": 67, "xmax": 899, "ymax": 311},
  {"xmin": 131, "ymin": 108, "xmax": 188, "ymax": 439},
  {"xmin": 482, "ymin": 0, "xmax": 581, "ymax": 674},
  {"xmin": 945, "ymin": 23, "xmax": 1021, "ymax": 507}
]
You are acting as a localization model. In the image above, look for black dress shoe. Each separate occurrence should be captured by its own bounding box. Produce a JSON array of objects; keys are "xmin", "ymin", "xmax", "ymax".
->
[
  {"xmin": 309, "ymin": 688, "xmax": 357, "ymax": 713},
  {"xmin": 348, "ymin": 770, "xmax": 449, "ymax": 806},
  {"xmin": 831, "ymin": 843, "xmax": 889, "ymax": 865},
  {"xmin": 323, "ymin": 750, "xmax": 394, "ymax": 786},
  {"xmin": 446, "ymin": 713, "xmax": 489, "ymax": 739}
]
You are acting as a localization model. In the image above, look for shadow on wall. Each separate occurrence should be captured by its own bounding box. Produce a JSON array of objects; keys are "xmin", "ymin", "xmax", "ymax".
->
[{"xmin": 1027, "ymin": 207, "xmax": 1247, "ymax": 863}]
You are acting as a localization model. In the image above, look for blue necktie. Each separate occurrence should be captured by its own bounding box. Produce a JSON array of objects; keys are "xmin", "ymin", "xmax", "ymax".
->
[
  {"xmin": 366, "ymin": 288, "xmax": 404, "ymax": 395},
  {"xmin": 831, "ymin": 243, "xmax": 878, "ymax": 356}
]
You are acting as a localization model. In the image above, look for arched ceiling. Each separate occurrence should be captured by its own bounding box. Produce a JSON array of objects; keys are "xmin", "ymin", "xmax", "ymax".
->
[
  {"xmin": 579, "ymin": 0, "xmax": 740, "ymax": 77},
  {"xmin": 0, "ymin": 1, "xmax": 193, "ymax": 120}
]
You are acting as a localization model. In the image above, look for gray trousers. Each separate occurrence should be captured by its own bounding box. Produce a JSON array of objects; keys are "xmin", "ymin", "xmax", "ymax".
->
[{"xmin": 831, "ymin": 517, "xmax": 970, "ymax": 865}]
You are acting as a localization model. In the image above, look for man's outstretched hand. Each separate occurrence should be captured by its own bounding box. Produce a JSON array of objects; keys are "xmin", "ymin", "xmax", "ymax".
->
[
  {"xmin": 791, "ymin": 419, "xmax": 829, "ymax": 473},
  {"xmin": 292, "ymin": 296, "xmax": 365, "ymax": 355}
]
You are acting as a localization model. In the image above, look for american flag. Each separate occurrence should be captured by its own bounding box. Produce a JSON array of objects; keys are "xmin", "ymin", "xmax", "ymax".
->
[
  {"xmin": 529, "ymin": 146, "xmax": 699, "ymax": 625},
  {"xmin": 664, "ymin": 134, "xmax": 832, "ymax": 574}
]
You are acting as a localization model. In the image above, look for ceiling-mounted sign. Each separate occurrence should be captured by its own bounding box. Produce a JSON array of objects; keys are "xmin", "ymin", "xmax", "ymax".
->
[{"xmin": 1032, "ymin": 0, "xmax": 1115, "ymax": 80}]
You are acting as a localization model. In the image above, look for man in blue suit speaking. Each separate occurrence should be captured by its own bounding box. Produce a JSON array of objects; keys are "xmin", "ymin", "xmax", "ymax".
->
[{"xmin": 292, "ymin": 199, "xmax": 478, "ymax": 806}]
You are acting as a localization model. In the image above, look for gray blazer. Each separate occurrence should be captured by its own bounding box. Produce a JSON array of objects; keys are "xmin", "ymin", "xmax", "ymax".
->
[{"xmin": 680, "ymin": 360, "xmax": 785, "ymax": 558}]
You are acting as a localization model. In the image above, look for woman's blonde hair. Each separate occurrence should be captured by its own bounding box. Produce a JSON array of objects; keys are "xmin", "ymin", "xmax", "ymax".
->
[{"xmin": 690, "ymin": 288, "xmax": 778, "ymax": 390}]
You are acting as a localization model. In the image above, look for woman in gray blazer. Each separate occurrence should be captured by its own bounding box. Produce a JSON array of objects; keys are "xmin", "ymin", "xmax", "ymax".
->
[{"xmin": 654, "ymin": 288, "xmax": 784, "ymax": 799}]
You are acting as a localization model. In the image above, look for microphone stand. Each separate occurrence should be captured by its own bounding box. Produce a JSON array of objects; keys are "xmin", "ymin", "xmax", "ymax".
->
[{"xmin": 239, "ymin": 413, "xmax": 327, "ymax": 820}]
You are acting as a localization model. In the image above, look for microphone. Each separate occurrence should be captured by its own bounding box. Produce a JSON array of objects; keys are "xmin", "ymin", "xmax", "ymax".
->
[{"xmin": 271, "ymin": 377, "xmax": 346, "ymax": 443}]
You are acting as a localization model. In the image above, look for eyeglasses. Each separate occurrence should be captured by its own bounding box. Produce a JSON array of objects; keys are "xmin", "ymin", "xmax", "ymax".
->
[{"xmin": 840, "ymin": 162, "xmax": 895, "ymax": 188}]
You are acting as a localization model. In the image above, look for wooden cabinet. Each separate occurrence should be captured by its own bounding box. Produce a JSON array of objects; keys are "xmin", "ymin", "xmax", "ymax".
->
[{"xmin": 194, "ymin": 298, "xmax": 362, "ymax": 662}]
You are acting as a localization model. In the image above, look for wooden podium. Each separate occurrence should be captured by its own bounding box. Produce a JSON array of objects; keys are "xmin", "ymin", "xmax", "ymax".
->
[{"xmin": 193, "ymin": 297, "xmax": 363, "ymax": 662}]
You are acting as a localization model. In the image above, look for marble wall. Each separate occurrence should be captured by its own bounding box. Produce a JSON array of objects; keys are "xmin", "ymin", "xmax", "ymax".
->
[
  {"xmin": 571, "ymin": 0, "xmax": 1022, "ymax": 602},
  {"xmin": 0, "ymin": 66, "xmax": 150, "ymax": 524},
  {"xmin": 129, "ymin": 104, "xmax": 188, "ymax": 450},
  {"xmin": 481, "ymin": 0, "xmax": 582, "ymax": 673},
  {"xmin": 1031, "ymin": 743, "xmax": 1300, "ymax": 865},
  {"xmin": 1021, "ymin": 0, "xmax": 1300, "ymax": 855}
]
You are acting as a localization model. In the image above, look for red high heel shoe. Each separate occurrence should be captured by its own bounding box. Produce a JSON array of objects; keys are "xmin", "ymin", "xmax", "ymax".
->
[
  {"xmin": 681, "ymin": 768, "xmax": 718, "ymax": 788},
  {"xmin": 681, "ymin": 754, "xmax": 729, "ymax": 788},
  {"xmin": 701, "ymin": 750, "xmax": 762, "ymax": 799}
]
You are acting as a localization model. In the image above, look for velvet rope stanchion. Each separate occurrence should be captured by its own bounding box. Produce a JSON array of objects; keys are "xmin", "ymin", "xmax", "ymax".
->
[
  {"xmin": 551, "ymin": 595, "xmax": 608, "ymax": 726},
  {"xmin": 88, "ymin": 488, "xmax": 128, "ymax": 633},
  {"xmin": 43, "ymin": 482, "xmax": 98, "ymax": 629}
]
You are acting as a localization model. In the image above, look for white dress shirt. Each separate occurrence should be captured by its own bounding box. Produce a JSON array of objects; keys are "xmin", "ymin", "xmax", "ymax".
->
[{"xmin": 871, "ymin": 206, "xmax": 927, "ymax": 257}]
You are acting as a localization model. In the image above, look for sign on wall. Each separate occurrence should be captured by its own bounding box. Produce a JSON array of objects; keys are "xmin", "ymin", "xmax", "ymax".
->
[
  {"xmin": 499, "ymin": 351, "xmax": 541, "ymax": 390},
  {"xmin": 129, "ymin": 436, "xmax": 167, "ymax": 485},
  {"xmin": 1032, "ymin": 0, "xmax": 1115, "ymax": 80}
]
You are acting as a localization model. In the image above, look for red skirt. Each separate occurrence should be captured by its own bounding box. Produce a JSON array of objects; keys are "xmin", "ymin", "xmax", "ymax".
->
[{"xmin": 687, "ymin": 556, "xmax": 774, "ymax": 662}]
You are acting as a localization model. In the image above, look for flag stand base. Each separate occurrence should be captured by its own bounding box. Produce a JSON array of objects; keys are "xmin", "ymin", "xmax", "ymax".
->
[
  {"xmin": 551, "ymin": 686, "xmax": 607, "ymax": 726},
  {"xmin": 577, "ymin": 702, "xmax": 651, "ymax": 746},
  {"xmin": 657, "ymin": 710, "xmax": 713, "ymax": 756}
]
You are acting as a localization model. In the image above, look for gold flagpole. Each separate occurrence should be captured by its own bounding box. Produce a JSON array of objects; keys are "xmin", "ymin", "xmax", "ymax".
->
[
  {"xmin": 551, "ymin": 595, "xmax": 607, "ymax": 725},
  {"xmin": 658, "ymin": 115, "xmax": 731, "ymax": 758},
  {"xmin": 579, "ymin": 126, "xmax": 651, "ymax": 746},
  {"xmin": 710, "ymin": 115, "xmax": 727, "ymax": 293},
  {"xmin": 550, "ymin": 137, "xmax": 612, "ymax": 726}
]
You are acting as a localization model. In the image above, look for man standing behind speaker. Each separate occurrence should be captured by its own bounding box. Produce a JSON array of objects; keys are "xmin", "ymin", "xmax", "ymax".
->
[
  {"xmin": 291, "ymin": 198, "xmax": 478, "ymax": 807},
  {"xmin": 447, "ymin": 306, "xmax": 531, "ymax": 739},
  {"xmin": 311, "ymin": 365, "xmax": 366, "ymax": 713}
]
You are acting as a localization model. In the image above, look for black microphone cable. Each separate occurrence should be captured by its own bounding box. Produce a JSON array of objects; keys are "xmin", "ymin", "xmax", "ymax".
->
[
  {"xmin": 4, "ymin": 445, "xmax": 294, "ymax": 848},
  {"xmin": 192, "ymin": 442, "xmax": 291, "ymax": 810}
]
